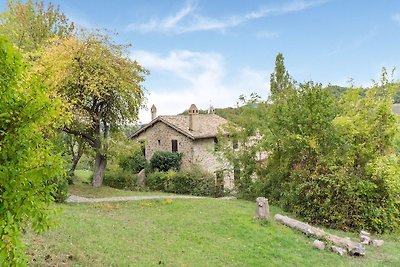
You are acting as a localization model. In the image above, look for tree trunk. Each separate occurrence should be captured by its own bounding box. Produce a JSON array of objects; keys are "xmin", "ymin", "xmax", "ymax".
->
[
  {"xmin": 274, "ymin": 214, "xmax": 365, "ymax": 256},
  {"xmin": 67, "ymin": 136, "xmax": 86, "ymax": 178},
  {"xmin": 69, "ymin": 153, "xmax": 82, "ymax": 177},
  {"xmin": 92, "ymin": 151, "xmax": 107, "ymax": 188}
]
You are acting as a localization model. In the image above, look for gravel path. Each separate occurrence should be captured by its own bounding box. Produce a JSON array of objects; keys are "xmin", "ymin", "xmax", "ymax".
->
[{"xmin": 66, "ymin": 194, "xmax": 205, "ymax": 203}]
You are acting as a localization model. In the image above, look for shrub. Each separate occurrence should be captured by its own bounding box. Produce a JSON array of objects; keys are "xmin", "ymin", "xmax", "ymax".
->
[
  {"xmin": 146, "ymin": 170, "xmax": 176, "ymax": 191},
  {"xmin": 146, "ymin": 167, "xmax": 216, "ymax": 196},
  {"xmin": 150, "ymin": 151, "xmax": 182, "ymax": 171},
  {"xmin": 120, "ymin": 150, "xmax": 147, "ymax": 174},
  {"xmin": 104, "ymin": 165, "xmax": 137, "ymax": 191},
  {"xmin": 49, "ymin": 176, "xmax": 69, "ymax": 203}
]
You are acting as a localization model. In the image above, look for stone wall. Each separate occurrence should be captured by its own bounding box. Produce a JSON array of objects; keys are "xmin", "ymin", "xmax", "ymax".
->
[
  {"xmin": 134, "ymin": 121, "xmax": 193, "ymax": 168},
  {"xmin": 134, "ymin": 121, "xmax": 234, "ymax": 189}
]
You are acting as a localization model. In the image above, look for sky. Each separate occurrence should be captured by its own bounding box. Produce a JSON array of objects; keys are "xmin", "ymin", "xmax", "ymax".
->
[{"xmin": 2, "ymin": 0, "xmax": 400, "ymax": 123}]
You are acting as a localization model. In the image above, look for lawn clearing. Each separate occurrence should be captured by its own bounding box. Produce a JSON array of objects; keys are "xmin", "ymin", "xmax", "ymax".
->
[{"xmin": 24, "ymin": 199, "xmax": 400, "ymax": 266}]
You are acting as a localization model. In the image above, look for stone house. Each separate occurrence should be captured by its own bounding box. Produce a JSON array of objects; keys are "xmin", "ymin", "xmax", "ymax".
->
[{"xmin": 130, "ymin": 104, "xmax": 234, "ymax": 189}]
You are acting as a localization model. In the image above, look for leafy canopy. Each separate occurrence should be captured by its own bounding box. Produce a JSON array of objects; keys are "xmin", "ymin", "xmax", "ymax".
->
[
  {"xmin": 0, "ymin": 35, "xmax": 69, "ymax": 266},
  {"xmin": 220, "ymin": 54, "xmax": 400, "ymax": 233},
  {"xmin": 0, "ymin": 0, "xmax": 74, "ymax": 53}
]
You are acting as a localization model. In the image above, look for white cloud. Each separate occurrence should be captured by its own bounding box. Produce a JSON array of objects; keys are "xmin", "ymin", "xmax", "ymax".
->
[
  {"xmin": 392, "ymin": 13, "xmax": 400, "ymax": 24},
  {"xmin": 127, "ymin": 0, "xmax": 328, "ymax": 34},
  {"xmin": 131, "ymin": 50, "xmax": 268, "ymax": 123},
  {"xmin": 255, "ymin": 31, "xmax": 279, "ymax": 39},
  {"xmin": 129, "ymin": 1, "xmax": 195, "ymax": 33}
]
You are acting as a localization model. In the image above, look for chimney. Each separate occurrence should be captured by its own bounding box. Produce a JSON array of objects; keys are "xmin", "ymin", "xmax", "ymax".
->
[
  {"xmin": 188, "ymin": 104, "xmax": 199, "ymax": 131},
  {"xmin": 151, "ymin": 104, "xmax": 157, "ymax": 120}
]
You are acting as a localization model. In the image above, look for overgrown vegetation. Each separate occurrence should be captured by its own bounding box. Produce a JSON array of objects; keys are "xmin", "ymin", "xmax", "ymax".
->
[
  {"xmin": 120, "ymin": 150, "xmax": 147, "ymax": 174},
  {"xmin": 150, "ymin": 151, "xmax": 182, "ymax": 172},
  {"xmin": 147, "ymin": 167, "xmax": 217, "ymax": 196},
  {"xmin": 103, "ymin": 132, "xmax": 145, "ymax": 190},
  {"xmin": 221, "ymin": 54, "xmax": 400, "ymax": 233}
]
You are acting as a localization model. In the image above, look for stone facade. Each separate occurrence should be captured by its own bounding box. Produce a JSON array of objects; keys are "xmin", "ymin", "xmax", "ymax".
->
[
  {"xmin": 131, "ymin": 104, "xmax": 234, "ymax": 189},
  {"xmin": 135, "ymin": 120, "xmax": 194, "ymax": 169}
]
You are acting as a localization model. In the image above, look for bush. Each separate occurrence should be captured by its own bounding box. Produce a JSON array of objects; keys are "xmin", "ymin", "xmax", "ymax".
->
[
  {"xmin": 146, "ymin": 170, "xmax": 176, "ymax": 191},
  {"xmin": 104, "ymin": 165, "xmax": 138, "ymax": 191},
  {"xmin": 120, "ymin": 150, "xmax": 147, "ymax": 174},
  {"xmin": 49, "ymin": 176, "xmax": 69, "ymax": 203},
  {"xmin": 146, "ymin": 167, "xmax": 216, "ymax": 196},
  {"xmin": 150, "ymin": 151, "xmax": 182, "ymax": 171}
]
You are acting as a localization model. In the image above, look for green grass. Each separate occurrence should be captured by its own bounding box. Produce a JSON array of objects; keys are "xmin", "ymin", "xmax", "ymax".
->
[
  {"xmin": 24, "ymin": 199, "xmax": 400, "ymax": 266},
  {"xmin": 69, "ymin": 169, "xmax": 173, "ymax": 198}
]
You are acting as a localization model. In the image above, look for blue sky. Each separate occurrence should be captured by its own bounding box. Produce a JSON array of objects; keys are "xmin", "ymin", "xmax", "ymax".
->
[{"xmin": 2, "ymin": 0, "xmax": 400, "ymax": 122}]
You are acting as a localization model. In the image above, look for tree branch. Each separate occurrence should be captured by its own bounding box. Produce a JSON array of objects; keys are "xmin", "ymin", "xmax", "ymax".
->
[{"xmin": 62, "ymin": 127, "xmax": 96, "ymax": 147}]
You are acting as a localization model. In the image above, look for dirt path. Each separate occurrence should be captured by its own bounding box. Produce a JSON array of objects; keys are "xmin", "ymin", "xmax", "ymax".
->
[{"xmin": 66, "ymin": 194, "xmax": 205, "ymax": 203}]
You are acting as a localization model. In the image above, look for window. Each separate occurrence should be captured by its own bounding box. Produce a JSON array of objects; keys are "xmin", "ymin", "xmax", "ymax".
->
[
  {"xmin": 172, "ymin": 139, "xmax": 178, "ymax": 152},
  {"xmin": 158, "ymin": 139, "xmax": 161, "ymax": 145}
]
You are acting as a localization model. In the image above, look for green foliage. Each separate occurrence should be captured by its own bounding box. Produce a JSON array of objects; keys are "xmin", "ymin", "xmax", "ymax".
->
[
  {"xmin": 0, "ymin": 0, "xmax": 74, "ymax": 53},
  {"xmin": 221, "ymin": 53, "xmax": 400, "ymax": 233},
  {"xmin": 150, "ymin": 151, "xmax": 182, "ymax": 172},
  {"xmin": 38, "ymin": 30, "xmax": 147, "ymax": 187},
  {"xmin": 264, "ymin": 76, "xmax": 400, "ymax": 233},
  {"xmin": 270, "ymin": 53, "xmax": 292, "ymax": 98},
  {"xmin": 49, "ymin": 176, "xmax": 69, "ymax": 203},
  {"xmin": 103, "ymin": 133, "xmax": 145, "ymax": 190},
  {"xmin": 120, "ymin": 151, "xmax": 147, "ymax": 174},
  {"xmin": 0, "ymin": 36, "xmax": 68, "ymax": 265},
  {"xmin": 146, "ymin": 167, "xmax": 216, "ymax": 196},
  {"xmin": 103, "ymin": 164, "xmax": 138, "ymax": 191}
]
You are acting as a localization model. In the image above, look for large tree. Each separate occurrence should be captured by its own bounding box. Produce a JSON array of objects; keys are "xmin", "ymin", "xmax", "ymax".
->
[
  {"xmin": 0, "ymin": 0, "xmax": 81, "ymax": 175},
  {"xmin": 0, "ymin": 35, "xmax": 68, "ymax": 266},
  {"xmin": 0, "ymin": 0, "xmax": 74, "ymax": 53},
  {"xmin": 38, "ymin": 32, "xmax": 147, "ymax": 187}
]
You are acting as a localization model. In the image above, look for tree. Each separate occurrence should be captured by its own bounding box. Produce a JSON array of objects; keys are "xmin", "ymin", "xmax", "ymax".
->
[
  {"xmin": 64, "ymin": 134, "xmax": 88, "ymax": 178},
  {"xmin": 222, "ymin": 53, "xmax": 400, "ymax": 232},
  {"xmin": 269, "ymin": 53, "xmax": 292, "ymax": 98},
  {"xmin": 0, "ymin": 36, "xmax": 68, "ymax": 266},
  {"xmin": 218, "ymin": 94, "xmax": 268, "ymax": 199},
  {"xmin": 0, "ymin": 0, "xmax": 79, "ymax": 175},
  {"xmin": 0, "ymin": 0, "xmax": 74, "ymax": 53},
  {"xmin": 38, "ymin": 31, "xmax": 147, "ymax": 187}
]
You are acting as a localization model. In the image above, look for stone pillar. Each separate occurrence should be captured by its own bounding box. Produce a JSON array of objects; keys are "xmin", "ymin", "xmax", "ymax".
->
[{"xmin": 254, "ymin": 197, "xmax": 269, "ymax": 219}]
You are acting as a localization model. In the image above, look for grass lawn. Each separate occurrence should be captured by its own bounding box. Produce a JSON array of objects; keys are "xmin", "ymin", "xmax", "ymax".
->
[
  {"xmin": 69, "ymin": 170, "xmax": 174, "ymax": 198},
  {"xmin": 24, "ymin": 197, "xmax": 400, "ymax": 266}
]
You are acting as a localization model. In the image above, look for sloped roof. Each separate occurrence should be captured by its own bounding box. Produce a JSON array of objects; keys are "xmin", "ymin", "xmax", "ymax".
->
[{"xmin": 131, "ymin": 114, "xmax": 228, "ymax": 140}]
